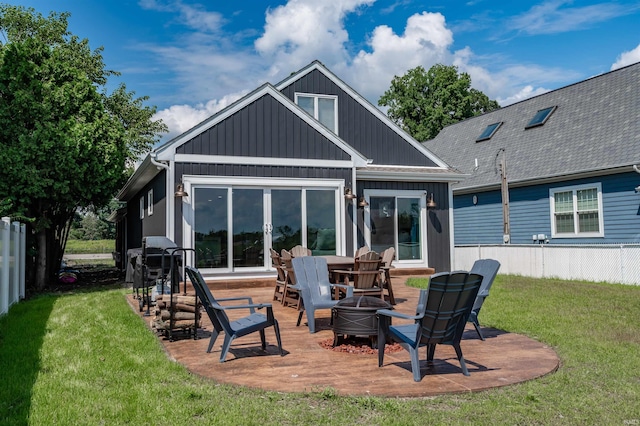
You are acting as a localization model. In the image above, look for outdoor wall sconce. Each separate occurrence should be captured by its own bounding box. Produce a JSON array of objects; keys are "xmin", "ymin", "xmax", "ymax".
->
[
  {"xmin": 426, "ymin": 193, "xmax": 437, "ymax": 209},
  {"xmin": 174, "ymin": 183, "xmax": 189, "ymax": 198},
  {"xmin": 358, "ymin": 196, "xmax": 369, "ymax": 207},
  {"xmin": 344, "ymin": 187, "xmax": 357, "ymax": 200}
]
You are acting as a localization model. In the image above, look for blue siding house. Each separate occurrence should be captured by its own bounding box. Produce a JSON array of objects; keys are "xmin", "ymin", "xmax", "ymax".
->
[{"xmin": 425, "ymin": 62, "xmax": 640, "ymax": 245}]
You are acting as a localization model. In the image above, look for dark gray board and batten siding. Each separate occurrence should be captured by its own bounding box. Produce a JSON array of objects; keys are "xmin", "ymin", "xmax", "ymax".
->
[
  {"xmin": 278, "ymin": 69, "xmax": 439, "ymax": 167},
  {"xmin": 127, "ymin": 170, "xmax": 167, "ymax": 249}
]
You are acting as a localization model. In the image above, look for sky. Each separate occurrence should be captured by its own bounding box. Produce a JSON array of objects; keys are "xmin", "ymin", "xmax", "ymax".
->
[{"xmin": 10, "ymin": 0, "xmax": 640, "ymax": 142}]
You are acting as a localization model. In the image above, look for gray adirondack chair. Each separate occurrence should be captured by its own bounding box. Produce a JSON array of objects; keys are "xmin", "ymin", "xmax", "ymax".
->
[
  {"xmin": 377, "ymin": 271, "xmax": 483, "ymax": 381},
  {"xmin": 468, "ymin": 259, "xmax": 501, "ymax": 340},
  {"xmin": 185, "ymin": 266, "xmax": 283, "ymax": 362},
  {"xmin": 291, "ymin": 256, "xmax": 353, "ymax": 333}
]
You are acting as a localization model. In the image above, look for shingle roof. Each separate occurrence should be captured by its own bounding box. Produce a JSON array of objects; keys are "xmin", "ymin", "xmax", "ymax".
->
[{"xmin": 424, "ymin": 62, "xmax": 640, "ymax": 192}]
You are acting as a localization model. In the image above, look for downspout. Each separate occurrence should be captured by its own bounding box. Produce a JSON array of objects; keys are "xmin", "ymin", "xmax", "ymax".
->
[
  {"xmin": 149, "ymin": 152, "xmax": 173, "ymax": 240},
  {"xmin": 633, "ymin": 164, "xmax": 640, "ymax": 174}
]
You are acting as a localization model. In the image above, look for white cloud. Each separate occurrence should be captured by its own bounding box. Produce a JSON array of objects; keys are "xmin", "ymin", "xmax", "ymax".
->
[
  {"xmin": 255, "ymin": 0, "xmax": 375, "ymax": 77},
  {"xmin": 347, "ymin": 12, "xmax": 454, "ymax": 103},
  {"xmin": 142, "ymin": 0, "xmax": 586, "ymax": 137},
  {"xmin": 611, "ymin": 43, "xmax": 640, "ymax": 70},
  {"xmin": 508, "ymin": 0, "xmax": 633, "ymax": 35},
  {"xmin": 153, "ymin": 91, "xmax": 247, "ymax": 141},
  {"xmin": 139, "ymin": 0, "xmax": 225, "ymax": 32}
]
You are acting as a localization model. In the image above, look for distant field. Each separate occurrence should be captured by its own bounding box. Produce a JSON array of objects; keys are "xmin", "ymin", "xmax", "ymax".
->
[{"xmin": 65, "ymin": 239, "xmax": 115, "ymax": 254}]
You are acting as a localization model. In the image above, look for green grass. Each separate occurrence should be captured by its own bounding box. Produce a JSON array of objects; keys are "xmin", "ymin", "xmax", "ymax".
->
[
  {"xmin": 1, "ymin": 275, "xmax": 639, "ymax": 425},
  {"xmin": 64, "ymin": 239, "xmax": 115, "ymax": 254}
]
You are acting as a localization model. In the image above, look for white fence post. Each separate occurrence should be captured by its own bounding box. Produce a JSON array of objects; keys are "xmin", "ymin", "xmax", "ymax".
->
[
  {"xmin": 20, "ymin": 223, "xmax": 26, "ymax": 300},
  {"xmin": 1, "ymin": 217, "xmax": 9, "ymax": 315}
]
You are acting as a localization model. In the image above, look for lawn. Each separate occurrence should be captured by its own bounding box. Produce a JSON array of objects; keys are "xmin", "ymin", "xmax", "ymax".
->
[{"xmin": 1, "ymin": 274, "xmax": 639, "ymax": 425}]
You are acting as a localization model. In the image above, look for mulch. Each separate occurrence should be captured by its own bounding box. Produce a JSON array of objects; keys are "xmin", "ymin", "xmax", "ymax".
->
[{"xmin": 319, "ymin": 337, "xmax": 404, "ymax": 355}]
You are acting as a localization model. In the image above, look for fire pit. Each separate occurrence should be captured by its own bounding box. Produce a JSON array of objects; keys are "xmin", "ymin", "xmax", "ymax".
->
[{"xmin": 331, "ymin": 296, "xmax": 391, "ymax": 347}]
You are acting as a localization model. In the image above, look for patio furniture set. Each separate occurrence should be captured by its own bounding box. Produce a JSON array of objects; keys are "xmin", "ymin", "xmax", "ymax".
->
[{"xmin": 181, "ymin": 244, "xmax": 501, "ymax": 382}]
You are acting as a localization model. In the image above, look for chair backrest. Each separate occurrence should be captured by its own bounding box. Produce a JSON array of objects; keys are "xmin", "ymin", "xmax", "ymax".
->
[
  {"xmin": 355, "ymin": 245, "xmax": 370, "ymax": 257},
  {"xmin": 469, "ymin": 259, "xmax": 501, "ymax": 312},
  {"xmin": 292, "ymin": 256, "xmax": 334, "ymax": 305},
  {"xmin": 352, "ymin": 251, "xmax": 381, "ymax": 289},
  {"xmin": 185, "ymin": 266, "xmax": 232, "ymax": 335},
  {"xmin": 270, "ymin": 248, "xmax": 286, "ymax": 282},
  {"xmin": 290, "ymin": 245, "xmax": 312, "ymax": 257},
  {"xmin": 280, "ymin": 249, "xmax": 296, "ymax": 285},
  {"xmin": 417, "ymin": 271, "xmax": 483, "ymax": 345},
  {"xmin": 380, "ymin": 247, "xmax": 395, "ymax": 268}
]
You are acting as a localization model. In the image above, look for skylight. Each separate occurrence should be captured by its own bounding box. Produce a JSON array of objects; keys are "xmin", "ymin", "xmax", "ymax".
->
[
  {"xmin": 476, "ymin": 122, "xmax": 502, "ymax": 142},
  {"xmin": 526, "ymin": 106, "xmax": 556, "ymax": 129}
]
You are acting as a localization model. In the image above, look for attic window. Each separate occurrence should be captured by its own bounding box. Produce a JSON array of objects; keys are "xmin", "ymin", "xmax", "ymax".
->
[
  {"xmin": 476, "ymin": 122, "xmax": 502, "ymax": 142},
  {"xmin": 526, "ymin": 106, "xmax": 556, "ymax": 129},
  {"xmin": 295, "ymin": 93, "xmax": 338, "ymax": 134}
]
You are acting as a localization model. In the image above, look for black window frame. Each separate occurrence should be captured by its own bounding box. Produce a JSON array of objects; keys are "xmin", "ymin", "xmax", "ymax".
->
[
  {"xmin": 476, "ymin": 122, "xmax": 503, "ymax": 142},
  {"xmin": 525, "ymin": 106, "xmax": 556, "ymax": 129}
]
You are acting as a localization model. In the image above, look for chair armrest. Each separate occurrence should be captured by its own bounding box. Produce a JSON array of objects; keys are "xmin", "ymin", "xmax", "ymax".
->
[
  {"xmin": 330, "ymin": 283, "xmax": 353, "ymax": 297},
  {"xmin": 221, "ymin": 303, "xmax": 271, "ymax": 313},
  {"xmin": 478, "ymin": 289, "xmax": 490, "ymax": 297},
  {"xmin": 331, "ymin": 269, "xmax": 352, "ymax": 275},
  {"xmin": 376, "ymin": 308, "xmax": 423, "ymax": 321},
  {"xmin": 217, "ymin": 296, "xmax": 255, "ymax": 304}
]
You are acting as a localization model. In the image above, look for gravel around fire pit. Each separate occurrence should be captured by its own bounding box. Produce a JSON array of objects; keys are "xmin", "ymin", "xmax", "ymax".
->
[{"xmin": 319, "ymin": 337, "xmax": 404, "ymax": 355}]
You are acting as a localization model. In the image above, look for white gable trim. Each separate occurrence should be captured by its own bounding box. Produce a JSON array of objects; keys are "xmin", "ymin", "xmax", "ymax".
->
[
  {"xmin": 174, "ymin": 154, "xmax": 354, "ymax": 169},
  {"xmin": 276, "ymin": 61, "xmax": 450, "ymax": 169},
  {"xmin": 154, "ymin": 84, "xmax": 369, "ymax": 167}
]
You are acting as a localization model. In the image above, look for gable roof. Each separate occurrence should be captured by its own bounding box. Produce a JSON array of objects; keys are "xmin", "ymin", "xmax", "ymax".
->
[
  {"xmin": 425, "ymin": 62, "xmax": 640, "ymax": 192},
  {"xmin": 276, "ymin": 60, "xmax": 451, "ymax": 170}
]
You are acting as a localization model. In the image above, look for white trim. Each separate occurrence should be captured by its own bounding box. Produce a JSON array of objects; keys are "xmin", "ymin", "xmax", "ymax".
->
[
  {"xmin": 294, "ymin": 92, "xmax": 339, "ymax": 134},
  {"xmin": 174, "ymin": 154, "xmax": 354, "ymax": 169},
  {"xmin": 155, "ymin": 84, "xmax": 369, "ymax": 167},
  {"xmin": 549, "ymin": 182, "xmax": 604, "ymax": 238},
  {"xmin": 448, "ymin": 181, "xmax": 455, "ymax": 268},
  {"xmin": 147, "ymin": 189, "xmax": 154, "ymax": 216},
  {"xmin": 361, "ymin": 189, "xmax": 429, "ymax": 267},
  {"xmin": 139, "ymin": 197, "xmax": 144, "ymax": 220},
  {"xmin": 357, "ymin": 168, "xmax": 464, "ymax": 182},
  {"xmin": 276, "ymin": 61, "xmax": 450, "ymax": 169},
  {"xmin": 180, "ymin": 176, "xmax": 347, "ymax": 272}
]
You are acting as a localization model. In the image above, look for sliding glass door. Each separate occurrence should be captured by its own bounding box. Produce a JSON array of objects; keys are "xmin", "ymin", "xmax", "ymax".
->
[
  {"xmin": 192, "ymin": 183, "xmax": 339, "ymax": 271},
  {"xmin": 368, "ymin": 193, "xmax": 425, "ymax": 262}
]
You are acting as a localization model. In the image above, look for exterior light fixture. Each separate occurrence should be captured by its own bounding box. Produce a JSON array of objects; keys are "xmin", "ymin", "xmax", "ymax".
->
[
  {"xmin": 358, "ymin": 196, "xmax": 369, "ymax": 207},
  {"xmin": 344, "ymin": 187, "xmax": 357, "ymax": 200},
  {"xmin": 175, "ymin": 183, "xmax": 188, "ymax": 198},
  {"xmin": 426, "ymin": 193, "xmax": 437, "ymax": 209}
]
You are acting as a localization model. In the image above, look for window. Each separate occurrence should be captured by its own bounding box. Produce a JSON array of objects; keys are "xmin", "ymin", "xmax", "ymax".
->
[
  {"xmin": 476, "ymin": 122, "xmax": 502, "ymax": 142},
  {"xmin": 526, "ymin": 106, "xmax": 556, "ymax": 129},
  {"xmin": 295, "ymin": 93, "xmax": 338, "ymax": 133},
  {"xmin": 147, "ymin": 189, "xmax": 154, "ymax": 216},
  {"xmin": 139, "ymin": 197, "xmax": 144, "ymax": 220},
  {"xmin": 550, "ymin": 183, "xmax": 603, "ymax": 238}
]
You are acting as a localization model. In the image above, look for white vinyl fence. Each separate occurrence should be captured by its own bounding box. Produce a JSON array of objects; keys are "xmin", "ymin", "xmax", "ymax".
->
[
  {"xmin": 455, "ymin": 244, "xmax": 640, "ymax": 286},
  {"xmin": 1, "ymin": 217, "xmax": 26, "ymax": 316}
]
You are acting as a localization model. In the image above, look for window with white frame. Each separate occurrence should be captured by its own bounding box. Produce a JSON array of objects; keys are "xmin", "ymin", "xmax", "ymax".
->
[
  {"xmin": 550, "ymin": 183, "xmax": 604, "ymax": 237},
  {"xmin": 147, "ymin": 189, "xmax": 154, "ymax": 216},
  {"xmin": 295, "ymin": 93, "xmax": 338, "ymax": 134},
  {"xmin": 139, "ymin": 197, "xmax": 144, "ymax": 219}
]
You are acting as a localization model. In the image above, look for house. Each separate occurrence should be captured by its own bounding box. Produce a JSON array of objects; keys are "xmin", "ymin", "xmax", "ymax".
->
[
  {"xmin": 425, "ymin": 62, "xmax": 640, "ymax": 246},
  {"xmin": 111, "ymin": 60, "xmax": 462, "ymax": 280}
]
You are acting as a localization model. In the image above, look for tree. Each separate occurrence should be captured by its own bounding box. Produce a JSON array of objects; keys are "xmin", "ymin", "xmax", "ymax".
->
[
  {"xmin": 378, "ymin": 64, "xmax": 500, "ymax": 142},
  {"xmin": 0, "ymin": 5, "xmax": 167, "ymax": 290}
]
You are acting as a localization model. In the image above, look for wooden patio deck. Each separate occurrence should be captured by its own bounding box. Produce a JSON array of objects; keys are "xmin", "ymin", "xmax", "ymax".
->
[{"xmin": 127, "ymin": 274, "xmax": 559, "ymax": 397}]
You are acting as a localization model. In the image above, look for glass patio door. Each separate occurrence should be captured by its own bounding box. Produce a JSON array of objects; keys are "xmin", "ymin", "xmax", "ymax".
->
[
  {"xmin": 192, "ymin": 184, "xmax": 339, "ymax": 271},
  {"xmin": 369, "ymin": 194, "xmax": 424, "ymax": 261}
]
